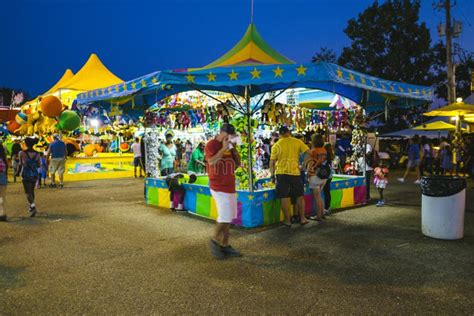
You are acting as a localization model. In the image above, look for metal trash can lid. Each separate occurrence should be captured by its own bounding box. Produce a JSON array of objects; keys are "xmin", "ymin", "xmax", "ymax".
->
[{"xmin": 420, "ymin": 176, "xmax": 466, "ymax": 197}]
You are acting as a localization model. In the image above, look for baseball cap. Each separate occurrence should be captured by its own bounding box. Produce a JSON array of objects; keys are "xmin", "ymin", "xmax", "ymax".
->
[
  {"xmin": 278, "ymin": 126, "xmax": 290, "ymax": 135},
  {"xmin": 220, "ymin": 123, "xmax": 236, "ymax": 135}
]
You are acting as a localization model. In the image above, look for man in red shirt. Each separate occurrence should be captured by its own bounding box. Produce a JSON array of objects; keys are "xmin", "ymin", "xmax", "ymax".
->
[{"xmin": 205, "ymin": 123, "xmax": 241, "ymax": 259}]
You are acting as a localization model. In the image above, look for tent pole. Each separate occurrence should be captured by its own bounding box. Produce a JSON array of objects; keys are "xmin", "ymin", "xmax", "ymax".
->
[{"xmin": 245, "ymin": 85, "xmax": 254, "ymax": 192}]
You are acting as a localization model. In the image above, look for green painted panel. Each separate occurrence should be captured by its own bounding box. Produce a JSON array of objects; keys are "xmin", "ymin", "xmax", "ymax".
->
[
  {"xmin": 330, "ymin": 189, "xmax": 343, "ymax": 209},
  {"xmin": 196, "ymin": 193, "xmax": 211, "ymax": 218}
]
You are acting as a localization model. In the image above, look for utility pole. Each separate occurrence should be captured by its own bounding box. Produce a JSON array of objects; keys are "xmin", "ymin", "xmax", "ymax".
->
[{"xmin": 444, "ymin": 0, "xmax": 456, "ymax": 104}]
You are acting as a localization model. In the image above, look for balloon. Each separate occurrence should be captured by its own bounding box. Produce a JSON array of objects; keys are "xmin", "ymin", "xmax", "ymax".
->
[
  {"xmin": 57, "ymin": 110, "xmax": 80, "ymax": 131},
  {"xmin": 41, "ymin": 96, "xmax": 63, "ymax": 118},
  {"xmin": 15, "ymin": 112, "xmax": 28, "ymax": 125},
  {"xmin": 7, "ymin": 120, "xmax": 21, "ymax": 134}
]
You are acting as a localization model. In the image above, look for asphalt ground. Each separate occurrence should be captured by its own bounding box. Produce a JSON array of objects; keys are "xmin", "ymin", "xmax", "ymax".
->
[{"xmin": 0, "ymin": 172, "xmax": 473, "ymax": 314}]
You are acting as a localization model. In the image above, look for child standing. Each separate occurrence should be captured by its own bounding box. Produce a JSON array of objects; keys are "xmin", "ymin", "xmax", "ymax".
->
[
  {"xmin": 373, "ymin": 167, "xmax": 389, "ymax": 207},
  {"xmin": 36, "ymin": 152, "xmax": 48, "ymax": 188}
]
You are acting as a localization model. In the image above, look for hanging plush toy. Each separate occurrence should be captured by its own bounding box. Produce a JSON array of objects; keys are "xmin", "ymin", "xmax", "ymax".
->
[
  {"xmin": 274, "ymin": 103, "xmax": 283, "ymax": 124},
  {"xmin": 261, "ymin": 99, "xmax": 272, "ymax": 123},
  {"xmin": 182, "ymin": 111, "xmax": 190, "ymax": 129}
]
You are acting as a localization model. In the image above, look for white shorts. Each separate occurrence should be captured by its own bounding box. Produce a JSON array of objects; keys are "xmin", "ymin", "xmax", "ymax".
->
[
  {"xmin": 308, "ymin": 175, "xmax": 325, "ymax": 189},
  {"xmin": 210, "ymin": 189, "xmax": 237, "ymax": 223}
]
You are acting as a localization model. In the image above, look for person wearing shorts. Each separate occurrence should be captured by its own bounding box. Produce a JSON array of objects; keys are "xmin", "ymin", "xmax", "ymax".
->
[
  {"xmin": 270, "ymin": 126, "xmax": 310, "ymax": 227},
  {"xmin": 131, "ymin": 137, "xmax": 144, "ymax": 178},
  {"xmin": 46, "ymin": 134, "xmax": 67, "ymax": 188},
  {"xmin": 205, "ymin": 123, "xmax": 241, "ymax": 259},
  {"xmin": 398, "ymin": 135, "xmax": 421, "ymax": 184}
]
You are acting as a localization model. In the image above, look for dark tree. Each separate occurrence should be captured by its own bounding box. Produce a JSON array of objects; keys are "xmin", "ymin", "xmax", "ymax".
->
[
  {"xmin": 312, "ymin": 47, "xmax": 337, "ymax": 63},
  {"xmin": 431, "ymin": 42, "xmax": 474, "ymax": 101},
  {"xmin": 338, "ymin": 0, "xmax": 433, "ymax": 85}
]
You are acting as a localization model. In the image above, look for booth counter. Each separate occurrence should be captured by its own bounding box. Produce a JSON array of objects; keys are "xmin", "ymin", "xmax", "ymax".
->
[
  {"xmin": 146, "ymin": 175, "xmax": 366, "ymax": 228},
  {"xmin": 63, "ymin": 153, "xmax": 134, "ymax": 181}
]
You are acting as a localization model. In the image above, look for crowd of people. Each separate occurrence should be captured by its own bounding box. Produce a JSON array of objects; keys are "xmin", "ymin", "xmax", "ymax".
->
[{"xmin": 397, "ymin": 134, "xmax": 474, "ymax": 184}]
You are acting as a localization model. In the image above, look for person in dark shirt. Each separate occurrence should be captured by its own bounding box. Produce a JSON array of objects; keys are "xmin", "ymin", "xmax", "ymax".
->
[
  {"xmin": 46, "ymin": 134, "xmax": 67, "ymax": 188},
  {"xmin": 11, "ymin": 139, "xmax": 22, "ymax": 183}
]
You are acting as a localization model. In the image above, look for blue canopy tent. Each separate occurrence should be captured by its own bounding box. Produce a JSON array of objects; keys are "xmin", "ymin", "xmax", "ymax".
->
[{"xmin": 76, "ymin": 62, "xmax": 433, "ymax": 191}]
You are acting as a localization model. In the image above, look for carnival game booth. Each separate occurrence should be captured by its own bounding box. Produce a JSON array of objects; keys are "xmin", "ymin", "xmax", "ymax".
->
[{"xmin": 77, "ymin": 58, "xmax": 433, "ymax": 227}]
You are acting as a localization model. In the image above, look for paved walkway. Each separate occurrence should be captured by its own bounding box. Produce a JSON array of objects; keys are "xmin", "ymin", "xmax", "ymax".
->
[{"xmin": 0, "ymin": 175, "xmax": 473, "ymax": 314}]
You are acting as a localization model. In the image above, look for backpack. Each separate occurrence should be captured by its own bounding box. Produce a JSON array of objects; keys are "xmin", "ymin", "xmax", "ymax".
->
[{"xmin": 21, "ymin": 152, "xmax": 39, "ymax": 182}]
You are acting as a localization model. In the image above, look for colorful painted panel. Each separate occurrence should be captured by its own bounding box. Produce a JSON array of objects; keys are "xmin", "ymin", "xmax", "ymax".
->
[{"xmin": 145, "ymin": 175, "xmax": 366, "ymax": 228}]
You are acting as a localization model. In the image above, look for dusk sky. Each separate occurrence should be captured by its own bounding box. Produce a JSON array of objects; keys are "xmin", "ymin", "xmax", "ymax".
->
[{"xmin": 1, "ymin": 0, "xmax": 473, "ymax": 97}]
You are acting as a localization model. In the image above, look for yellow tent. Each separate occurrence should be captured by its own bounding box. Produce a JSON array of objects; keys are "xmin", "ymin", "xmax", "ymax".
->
[
  {"xmin": 424, "ymin": 101, "xmax": 474, "ymax": 117},
  {"xmin": 44, "ymin": 69, "xmax": 75, "ymax": 95},
  {"xmin": 413, "ymin": 121, "xmax": 459, "ymax": 131},
  {"xmin": 58, "ymin": 53, "xmax": 123, "ymax": 91}
]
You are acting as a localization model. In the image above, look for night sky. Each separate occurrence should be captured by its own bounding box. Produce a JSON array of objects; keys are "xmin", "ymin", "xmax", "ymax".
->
[{"xmin": 1, "ymin": 0, "xmax": 473, "ymax": 97}]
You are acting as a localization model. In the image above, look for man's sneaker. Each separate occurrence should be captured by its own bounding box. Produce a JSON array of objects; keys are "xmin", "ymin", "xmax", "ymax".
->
[
  {"xmin": 58, "ymin": 183, "xmax": 64, "ymax": 188},
  {"xmin": 221, "ymin": 245, "xmax": 242, "ymax": 257},
  {"xmin": 376, "ymin": 200, "xmax": 383, "ymax": 207},
  {"xmin": 324, "ymin": 209, "xmax": 332, "ymax": 216},
  {"xmin": 208, "ymin": 239, "xmax": 225, "ymax": 260},
  {"xmin": 49, "ymin": 183, "xmax": 57, "ymax": 188},
  {"xmin": 414, "ymin": 179, "xmax": 421, "ymax": 184},
  {"xmin": 29, "ymin": 206, "xmax": 37, "ymax": 217},
  {"xmin": 397, "ymin": 178, "xmax": 405, "ymax": 183}
]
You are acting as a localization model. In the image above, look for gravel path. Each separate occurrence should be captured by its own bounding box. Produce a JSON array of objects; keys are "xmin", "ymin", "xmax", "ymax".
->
[{"xmin": 1, "ymin": 175, "xmax": 473, "ymax": 314}]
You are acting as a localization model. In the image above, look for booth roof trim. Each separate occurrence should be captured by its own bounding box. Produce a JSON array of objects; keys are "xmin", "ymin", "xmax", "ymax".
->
[{"xmin": 77, "ymin": 62, "xmax": 434, "ymax": 106}]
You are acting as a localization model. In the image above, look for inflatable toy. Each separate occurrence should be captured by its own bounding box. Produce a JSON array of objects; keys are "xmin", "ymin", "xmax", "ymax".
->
[
  {"xmin": 7, "ymin": 120, "xmax": 21, "ymax": 134},
  {"xmin": 84, "ymin": 144, "xmax": 97, "ymax": 157},
  {"xmin": 15, "ymin": 112, "xmax": 28, "ymax": 125},
  {"xmin": 119, "ymin": 143, "xmax": 130, "ymax": 152},
  {"xmin": 41, "ymin": 95, "xmax": 63, "ymax": 118},
  {"xmin": 57, "ymin": 110, "xmax": 80, "ymax": 131}
]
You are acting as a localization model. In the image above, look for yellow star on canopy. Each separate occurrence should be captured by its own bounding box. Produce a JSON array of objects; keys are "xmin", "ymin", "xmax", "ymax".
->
[
  {"xmin": 263, "ymin": 192, "xmax": 269, "ymax": 199},
  {"xmin": 161, "ymin": 84, "xmax": 167, "ymax": 90},
  {"xmin": 399, "ymin": 86, "xmax": 405, "ymax": 93},
  {"xmin": 380, "ymin": 83, "xmax": 386, "ymax": 90},
  {"xmin": 422, "ymin": 89, "xmax": 426, "ymax": 95},
  {"xmin": 349, "ymin": 72, "xmax": 355, "ymax": 81},
  {"xmin": 370, "ymin": 80, "xmax": 377, "ymax": 87},
  {"xmin": 108, "ymin": 87, "xmax": 112, "ymax": 93},
  {"xmin": 207, "ymin": 72, "xmax": 216, "ymax": 82},
  {"xmin": 336, "ymin": 68, "xmax": 343, "ymax": 78},
  {"xmin": 250, "ymin": 67, "xmax": 261, "ymax": 79},
  {"xmin": 95, "ymin": 91, "xmax": 99, "ymax": 97},
  {"xmin": 248, "ymin": 194, "xmax": 254, "ymax": 201},
  {"xmin": 408, "ymin": 88, "xmax": 413, "ymax": 93},
  {"xmin": 141, "ymin": 79, "xmax": 147, "ymax": 88},
  {"xmin": 415, "ymin": 89, "xmax": 420, "ymax": 94},
  {"xmin": 115, "ymin": 86, "xmax": 119, "ymax": 93},
  {"xmin": 296, "ymin": 64, "xmax": 307, "ymax": 76},
  {"xmin": 360, "ymin": 76, "xmax": 366, "ymax": 84},
  {"xmin": 131, "ymin": 82, "xmax": 137, "ymax": 89},
  {"xmin": 273, "ymin": 66, "xmax": 284, "ymax": 78},
  {"xmin": 122, "ymin": 84, "xmax": 128, "ymax": 91},
  {"xmin": 185, "ymin": 74, "xmax": 195, "ymax": 83},
  {"xmin": 102, "ymin": 88, "xmax": 106, "ymax": 94},
  {"xmin": 228, "ymin": 69, "xmax": 239, "ymax": 80},
  {"xmin": 151, "ymin": 76, "xmax": 158, "ymax": 84}
]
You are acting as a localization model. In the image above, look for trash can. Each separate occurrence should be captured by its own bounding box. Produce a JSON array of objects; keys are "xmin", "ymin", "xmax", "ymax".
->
[{"xmin": 420, "ymin": 176, "xmax": 466, "ymax": 240}]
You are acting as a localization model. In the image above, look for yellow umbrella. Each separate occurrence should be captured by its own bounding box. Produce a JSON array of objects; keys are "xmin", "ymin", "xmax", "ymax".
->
[
  {"xmin": 424, "ymin": 101, "xmax": 474, "ymax": 117},
  {"xmin": 413, "ymin": 120, "xmax": 458, "ymax": 131}
]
